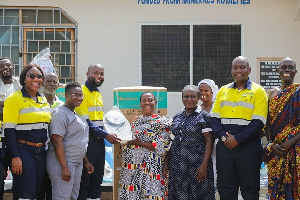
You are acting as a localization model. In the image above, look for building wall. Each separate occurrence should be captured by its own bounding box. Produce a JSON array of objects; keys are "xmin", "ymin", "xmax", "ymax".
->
[{"xmin": 3, "ymin": 0, "xmax": 300, "ymax": 117}]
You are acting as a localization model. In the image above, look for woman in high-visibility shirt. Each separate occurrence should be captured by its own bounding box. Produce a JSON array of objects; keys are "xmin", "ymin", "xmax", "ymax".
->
[{"xmin": 3, "ymin": 63, "xmax": 51, "ymax": 199}]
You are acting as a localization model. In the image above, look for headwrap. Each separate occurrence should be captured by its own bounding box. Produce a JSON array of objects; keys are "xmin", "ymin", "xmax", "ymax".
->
[{"xmin": 197, "ymin": 79, "xmax": 219, "ymax": 102}]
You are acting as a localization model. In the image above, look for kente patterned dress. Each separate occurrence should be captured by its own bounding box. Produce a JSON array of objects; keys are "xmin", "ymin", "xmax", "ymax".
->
[
  {"xmin": 169, "ymin": 106, "xmax": 215, "ymax": 200},
  {"xmin": 267, "ymin": 83, "xmax": 300, "ymax": 200},
  {"xmin": 119, "ymin": 114, "xmax": 172, "ymax": 200}
]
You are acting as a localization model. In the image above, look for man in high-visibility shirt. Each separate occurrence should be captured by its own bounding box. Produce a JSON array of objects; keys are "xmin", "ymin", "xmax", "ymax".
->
[
  {"xmin": 76, "ymin": 64, "xmax": 120, "ymax": 200},
  {"xmin": 0, "ymin": 57, "xmax": 21, "ymax": 200},
  {"xmin": 211, "ymin": 56, "xmax": 268, "ymax": 200}
]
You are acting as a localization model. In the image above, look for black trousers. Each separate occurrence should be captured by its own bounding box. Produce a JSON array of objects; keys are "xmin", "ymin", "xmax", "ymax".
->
[
  {"xmin": 216, "ymin": 138, "xmax": 262, "ymax": 200},
  {"xmin": 36, "ymin": 171, "xmax": 52, "ymax": 200}
]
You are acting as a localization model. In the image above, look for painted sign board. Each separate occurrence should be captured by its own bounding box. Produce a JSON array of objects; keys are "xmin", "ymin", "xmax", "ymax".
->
[{"xmin": 257, "ymin": 57, "xmax": 283, "ymax": 91}]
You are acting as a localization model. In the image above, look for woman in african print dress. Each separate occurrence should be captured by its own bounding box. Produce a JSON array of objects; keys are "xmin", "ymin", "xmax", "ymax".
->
[
  {"xmin": 163, "ymin": 85, "xmax": 215, "ymax": 200},
  {"xmin": 119, "ymin": 92, "xmax": 172, "ymax": 200},
  {"xmin": 266, "ymin": 57, "xmax": 300, "ymax": 200}
]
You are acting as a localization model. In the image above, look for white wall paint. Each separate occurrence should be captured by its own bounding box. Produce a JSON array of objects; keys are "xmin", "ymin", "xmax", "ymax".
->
[{"xmin": 2, "ymin": 0, "xmax": 300, "ymax": 117}]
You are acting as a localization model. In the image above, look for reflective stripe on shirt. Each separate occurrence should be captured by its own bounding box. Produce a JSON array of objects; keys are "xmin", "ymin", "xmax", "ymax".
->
[
  {"xmin": 221, "ymin": 118, "xmax": 251, "ymax": 126},
  {"xmin": 91, "ymin": 120, "xmax": 104, "ymax": 127},
  {"xmin": 4, "ymin": 123, "xmax": 16, "ymax": 129},
  {"xmin": 88, "ymin": 106, "xmax": 104, "ymax": 112},
  {"xmin": 252, "ymin": 114, "xmax": 266, "ymax": 124},
  {"xmin": 220, "ymin": 101, "xmax": 254, "ymax": 110},
  {"xmin": 15, "ymin": 123, "xmax": 49, "ymax": 130},
  {"xmin": 211, "ymin": 113, "xmax": 220, "ymax": 118},
  {"xmin": 19, "ymin": 107, "xmax": 50, "ymax": 115}
]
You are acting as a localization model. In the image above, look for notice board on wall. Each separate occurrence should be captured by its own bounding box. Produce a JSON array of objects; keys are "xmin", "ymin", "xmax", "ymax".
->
[{"xmin": 257, "ymin": 57, "xmax": 283, "ymax": 90}]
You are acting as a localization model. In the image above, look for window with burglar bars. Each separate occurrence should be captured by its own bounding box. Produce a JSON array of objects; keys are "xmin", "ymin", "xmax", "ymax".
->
[
  {"xmin": 141, "ymin": 24, "xmax": 241, "ymax": 92},
  {"xmin": 0, "ymin": 7, "xmax": 77, "ymax": 83}
]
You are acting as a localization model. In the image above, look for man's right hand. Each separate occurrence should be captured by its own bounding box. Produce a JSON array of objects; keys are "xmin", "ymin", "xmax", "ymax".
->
[
  {"xmin": 105, "ymin": 133, "xmax": 121, "ymax": 144},
  {"xmin": 11, "ymin": 157, "xmax": 22, "ymax": 175},
  {"xmin": 224, "ymin": 132, "xmax": 239, "ymax": 150}
]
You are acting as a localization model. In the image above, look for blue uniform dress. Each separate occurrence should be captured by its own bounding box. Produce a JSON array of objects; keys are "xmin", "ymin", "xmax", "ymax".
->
[{"xmin": 169, "ymin": 106, "xmax": 215, "ymax": 200}]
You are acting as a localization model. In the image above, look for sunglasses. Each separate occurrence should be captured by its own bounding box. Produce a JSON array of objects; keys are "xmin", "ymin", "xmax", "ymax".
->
[{"xmin": 26, "ymin": 74, "xmax": 43, "ymax": 80}]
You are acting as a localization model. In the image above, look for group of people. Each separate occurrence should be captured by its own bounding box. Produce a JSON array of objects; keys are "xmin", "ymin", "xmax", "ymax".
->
[
  {"xmin": 118, "ymin": 56, "xmax": 300, "ymax": 200},
  {"xmin": 0, "ymin": 55, "xmax": 298, "ymax": 200},
  {"xmin": 0, "ymin": 57, "xmax": 120, "ymax": 200}
]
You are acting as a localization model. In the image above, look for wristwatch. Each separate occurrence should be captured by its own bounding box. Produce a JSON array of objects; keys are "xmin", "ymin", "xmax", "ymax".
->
[{"xmin": 221, "ymin": 136, "xmax": 227, "ymax": 142}]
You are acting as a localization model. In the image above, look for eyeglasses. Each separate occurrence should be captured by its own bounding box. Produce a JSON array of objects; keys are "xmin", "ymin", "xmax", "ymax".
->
[
  {"xmin": 141, "ymin": 99, "xmax": 155, "ymax": 104},
  {"xmin": 26, "ymin": 74, "xmax": 43, "ymax": 80},
  {"xmin": 68, "ymin": 93, "xmax": 85, "ymax": 99}
]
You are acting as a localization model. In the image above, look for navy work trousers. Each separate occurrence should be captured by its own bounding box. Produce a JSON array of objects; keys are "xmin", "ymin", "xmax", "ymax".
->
[
  {"xmin": 12, "ymin": 143, "xmax": 46, "ymax": 199},
  {"xmin": 216, "ymin": 138, "xmax": 262, "ymax": 200},
  {"xmin": 78, "ymin": 140, "xmax": 105, "ymax": 200}
]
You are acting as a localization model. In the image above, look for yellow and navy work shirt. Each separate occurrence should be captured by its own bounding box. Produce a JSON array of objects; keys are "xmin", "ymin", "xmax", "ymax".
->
[
  {"xmin": 3, "ymin": 87, "xmax": 51, "ymax": 158},
  {"xmin": 211, "ymin": 79, "xmax": 268, "ymax": 144},
  {"xmin": 75, "ymin": 81, "xmax": 108, "ymax": 138}
]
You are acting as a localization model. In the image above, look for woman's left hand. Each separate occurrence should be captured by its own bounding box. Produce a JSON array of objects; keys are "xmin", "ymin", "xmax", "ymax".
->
[{"xmin": 195, "ymin": 163, "xmax": 208, "ymax": 182}]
